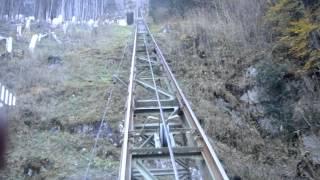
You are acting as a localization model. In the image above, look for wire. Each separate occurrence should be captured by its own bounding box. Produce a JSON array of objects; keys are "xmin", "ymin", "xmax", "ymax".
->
[{"xmin": 83, "ymin": 34, "xmax": 131, "ymax": 180}]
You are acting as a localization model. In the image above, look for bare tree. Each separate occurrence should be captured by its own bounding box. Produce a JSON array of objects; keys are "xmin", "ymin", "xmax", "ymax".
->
[{"xmin": 0, "ymin": 0, "xmax": 120, "ymax": 21}]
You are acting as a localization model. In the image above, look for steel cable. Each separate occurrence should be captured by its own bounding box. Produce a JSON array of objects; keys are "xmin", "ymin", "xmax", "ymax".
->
[
  {"xmin": 83, "ymin": 33, "xmax": 131, "ymax": 180},
  {"xmin": 143, "ymin": 28, "xmax": 180, "ymax": 180}
]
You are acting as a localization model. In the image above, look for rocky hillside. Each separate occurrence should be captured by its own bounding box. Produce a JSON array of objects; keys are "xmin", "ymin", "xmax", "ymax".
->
[{"xmin": 149, "ymin": 0, "xmax": 320, "ymax": 179}]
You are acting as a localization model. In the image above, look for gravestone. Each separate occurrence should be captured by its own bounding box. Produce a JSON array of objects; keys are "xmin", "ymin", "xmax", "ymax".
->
[
  {"xmin": 118, "ymin": 19, "xmax": 127, "ymax": 26},
  {"xmin": 25, "ymin": 16, "xmax": 35, "ymax": 31},
  {"xmin": 29, "ymin": 34, "xmax": 38, "ymax": 52},
  {"xmin": 63, "ymin": 22, "xmax": 69, "ymax": 34},
  {"xmin": 71, "ymin": 16, "xmax": 76, "ymax": 24},
  {"xmin": 127, "ymin": 12, "xmax": 134, "ymax": 25},
  {"xmin": 52, "ymin": 15, "xmax": 64, "ymax": 28},
  {"xmin": 17, "ymin": 24, "xmax": 22, "ymax": 37},
  {"xmin": 6, "ymin": 37, "xmax": 12, "ymax": 53}
]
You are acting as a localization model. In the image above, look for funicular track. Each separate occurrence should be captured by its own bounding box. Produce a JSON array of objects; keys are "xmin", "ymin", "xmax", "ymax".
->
[{"xmin": 119, "ymin": 18, "xmax": 229, "ymax": 180}]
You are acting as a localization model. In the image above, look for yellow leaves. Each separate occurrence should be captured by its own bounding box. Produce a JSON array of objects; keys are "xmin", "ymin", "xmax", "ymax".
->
[
  {"xmin": 280, "ymin": 18, "xmax": 320, "ymax": 73},
  {"xmin": 266, "ymin": 0, "xmax": 320, "ymax": 73},
  {"xmin": 303, "ymin": 51, "xmax": 320, "ymax": 71},
  {"xmin": 281, "ymin": 18, "xmax": 319, "ymax": 59},
  {"xmin": 265, "ymin": 0, "xmax": 298, "ymax": 31},
  {"xmin": 303, "ymin": 59, "xmax": 319, "ymax": 71},
  {"xmin": 267, "ymin": 0, "xmax": 291, "ymax": 20},
  {"xmin": 288, "ymin": 19, "xmax": 317, "ymax": 36},
  {"xmin": 270, "ymin": 0, "xmax": 289, "ymax": 13}
]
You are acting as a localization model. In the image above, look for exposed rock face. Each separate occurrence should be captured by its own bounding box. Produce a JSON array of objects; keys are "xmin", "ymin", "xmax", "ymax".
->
[
  {"xmin": 240, "ymin": 88, "xmax": 260, "ymax": 105},
  {"xmin": 155, "ymin": 14, "xmax": 319, "ymax": 178},
  {"xmin": 246, "ymin": 67, "xmax": 257, "ymax": 78},
  {"xmin": 296, "ymin": 151, "xmax": 320, "ymax": 179},
  {"xmin": 302, "ymin": 135, "xmax": 320, "ymax": 164},
  {"xmin": 258, "ymin": 118, "xmax": 280, "ymax": 135}
]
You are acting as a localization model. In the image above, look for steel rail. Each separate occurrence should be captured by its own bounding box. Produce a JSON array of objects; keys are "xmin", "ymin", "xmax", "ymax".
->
[
  {"xmin": 119, "ymin": 17, "xmax": 229, "ymax": 180},
  {"xmin": 119, "ymin": 25, "xmax": 138, "ymax": 180},
  {"xmin": 143, "ymin": 33, "xmax": 180, "ymax": 180},
  {"xmin": 143, "ymin": 20, "xmax": 229, "ymax": 180}
]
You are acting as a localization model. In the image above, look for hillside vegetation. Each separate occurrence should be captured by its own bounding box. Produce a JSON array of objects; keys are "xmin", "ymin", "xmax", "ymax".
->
[
  {"xmin": 0, "ymin": 22, "xmax": 130, "ymax": 179},
  {"xmin": 149, "ymin": 0, "xmax": 320, "ymax": 179},
  {"xmin": 267, "ymin": 0, "xmax": 320, "ymax": 73}
]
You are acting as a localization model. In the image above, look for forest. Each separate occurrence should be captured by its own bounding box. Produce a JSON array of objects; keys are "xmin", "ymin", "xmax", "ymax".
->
[{"xmin": 0, "ymin": 0, "xmax": 124, "ymax": 21}]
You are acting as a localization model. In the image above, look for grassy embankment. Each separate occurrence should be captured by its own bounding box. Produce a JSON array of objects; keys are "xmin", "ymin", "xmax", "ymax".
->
[{"xmin": 0, "ymin": 23, "xmax": 131, "ymax": 179}]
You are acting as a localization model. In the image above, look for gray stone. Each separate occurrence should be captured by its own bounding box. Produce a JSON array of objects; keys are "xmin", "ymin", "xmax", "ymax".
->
[
  {"xmin": 258, "ymin": 118, "xmax": 279, "ymax": 134},
  {"xmin": 246, "ymin": 67, "xmax": 257, "ymax": 78},
  {"xmin": 302, "ymin": 134, "xmax": 320, "ymax": 163},
  {"xmin": 240, "ymin": 88, "xmax": 259, "ymax": 104}
]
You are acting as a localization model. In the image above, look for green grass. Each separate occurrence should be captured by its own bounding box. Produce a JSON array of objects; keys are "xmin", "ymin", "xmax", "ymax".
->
[
  {"xmin": 1, "ymin": 24, "xmax": 131, "ymax": 179},
  {"xmin": 6, "ymin": 131, "xmax": 119, "ymax": 179}
]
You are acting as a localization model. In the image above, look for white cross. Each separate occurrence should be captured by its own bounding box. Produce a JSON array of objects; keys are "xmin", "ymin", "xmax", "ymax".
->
[{"xmin": 0, "ymin": 83, "xmax": 16, "ymax": 107}]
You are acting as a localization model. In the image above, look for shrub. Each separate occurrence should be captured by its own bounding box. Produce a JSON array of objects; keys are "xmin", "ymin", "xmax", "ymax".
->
[
  {"xmin": 266, "ymin": 0, "xmax": 320, "ymax": 72},
  {"xmin": 256, "ymin": 62, "xmax": 300, "ymax": 133}
]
